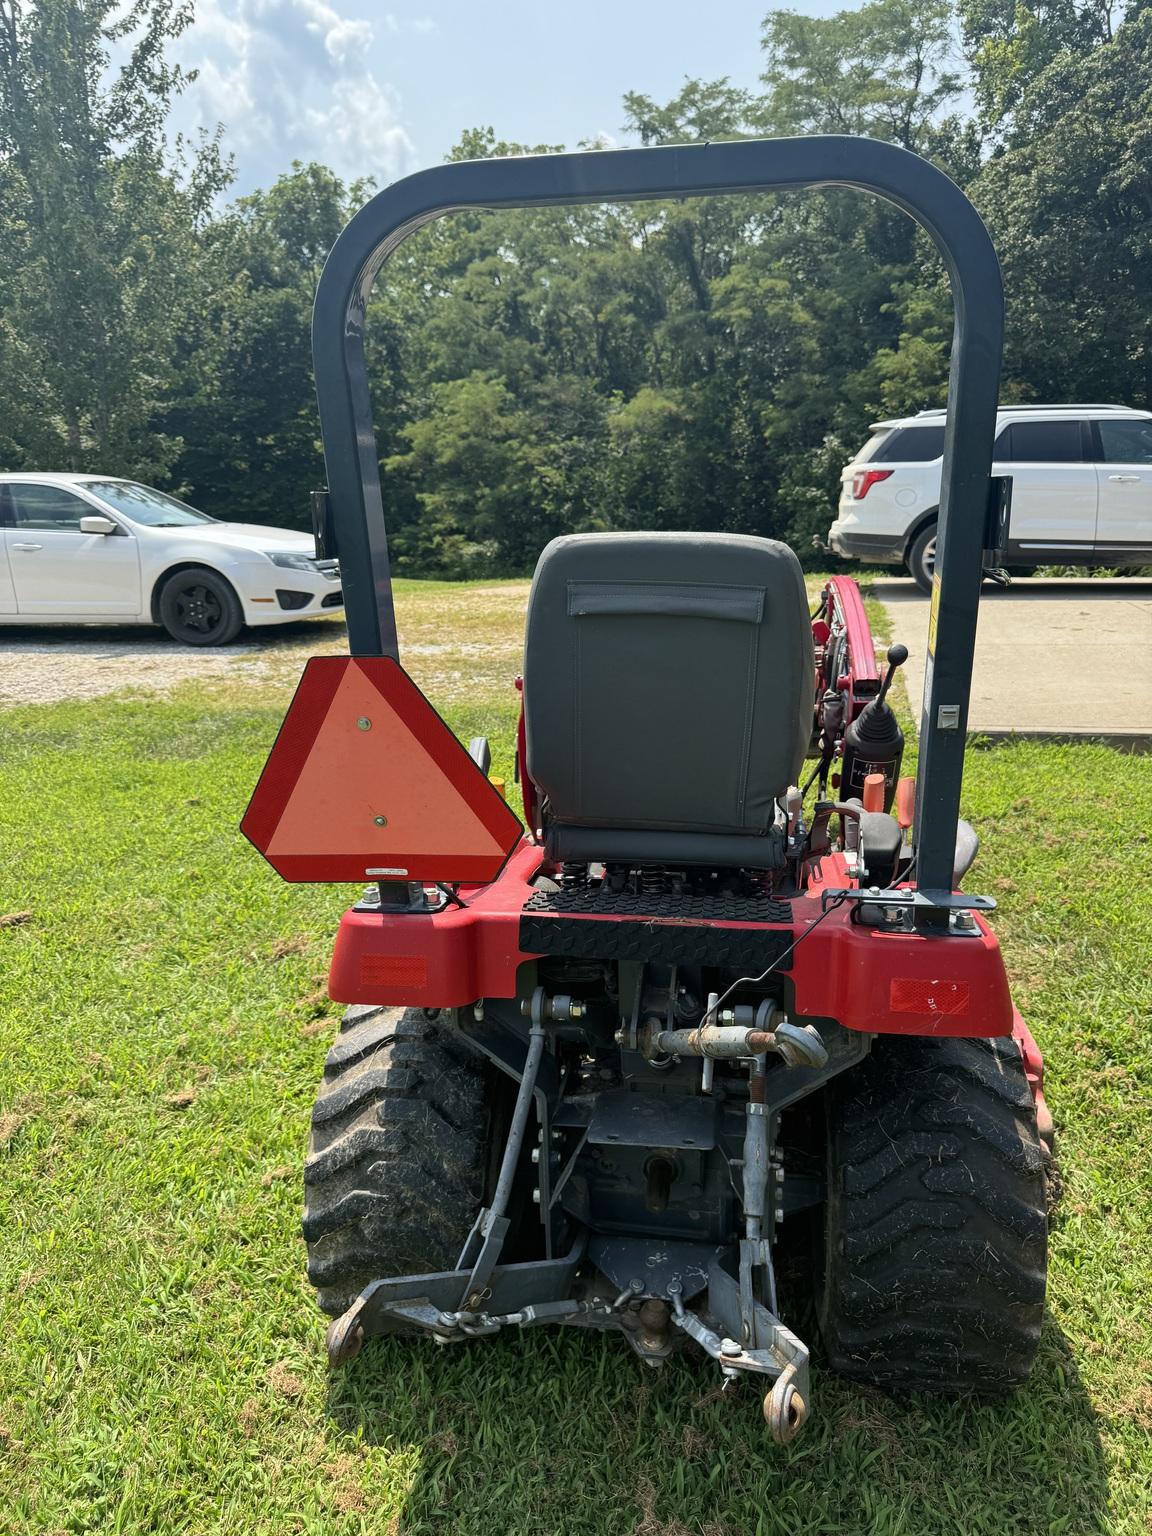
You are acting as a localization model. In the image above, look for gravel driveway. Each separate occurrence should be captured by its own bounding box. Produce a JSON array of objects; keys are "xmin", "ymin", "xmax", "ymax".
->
[
  {"xmin": 0, "ymin": 618, "xmax": 349, "ymax": 704},
  {"xmin": 0, "ymin": 584, "xmax": 532, "ymax": 708}
]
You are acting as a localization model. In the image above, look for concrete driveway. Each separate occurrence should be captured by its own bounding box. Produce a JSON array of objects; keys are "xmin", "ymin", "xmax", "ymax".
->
[{"xmin": 876, "ymin": 576, "xmax": 1152, "ymax": 741}]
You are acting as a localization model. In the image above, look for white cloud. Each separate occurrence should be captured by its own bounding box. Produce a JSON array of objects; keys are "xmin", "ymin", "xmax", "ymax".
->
[
  {"xmin": 174, "ymin": 0, "xmax": 420, "ymax": 189},
  {"xmin": 383, "ymin": 12, "xmax": 436, "ymax": 35}
]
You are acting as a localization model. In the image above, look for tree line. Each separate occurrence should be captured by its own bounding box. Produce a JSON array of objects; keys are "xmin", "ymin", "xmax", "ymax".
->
[{"xmin": 1, "ymin": 0, "xmax": 1149, "ymax": 573}]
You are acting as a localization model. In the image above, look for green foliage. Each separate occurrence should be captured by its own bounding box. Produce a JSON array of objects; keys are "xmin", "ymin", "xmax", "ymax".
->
[
  {"xmin": 0, "ymin": 0, "xmax": 1149, "ymax": 566},
  {"xmin": 970, "ymin": 5, "xmax": 1152, "ymax": 404},
  {"xmin": 759, "ymin": 0, "xmax": 963, "ymax": 149},
  {"xmin": 162, "ymin": 163, "xmax": 371, "ymax": 523},
  {"xmin": 0, "ymin": 0, "xmax": 229, "ymax": 476},
  {"xmin": 958, "ymin": 0, "xmax": 1114, "ymax": 133}
]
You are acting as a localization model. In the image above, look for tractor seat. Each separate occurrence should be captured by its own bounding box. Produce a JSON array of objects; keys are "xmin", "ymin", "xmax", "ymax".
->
[{"xmin": 522, "ymin": 532, "xmax": 813, "ymax": 868}]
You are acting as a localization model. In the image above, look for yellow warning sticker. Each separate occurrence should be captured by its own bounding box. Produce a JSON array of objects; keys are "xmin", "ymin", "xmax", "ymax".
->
[{"xmin": 927, "ymin": 572, "xmax": 941, "ymax": 657}]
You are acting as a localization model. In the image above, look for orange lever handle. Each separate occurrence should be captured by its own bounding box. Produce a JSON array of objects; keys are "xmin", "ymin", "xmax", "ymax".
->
[
  {"xmin": 862, "ymin": 773, "xmax": 886, "ymax": 813},
  {"xmin": 895, "ymin": 776, "xmax": 916, "ymax": 830}
]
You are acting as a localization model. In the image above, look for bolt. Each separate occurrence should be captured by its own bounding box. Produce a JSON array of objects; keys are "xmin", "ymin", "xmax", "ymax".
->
[
  {"xmin": 532, "ymin": 1188, "xmax": 541, "ymax": 1204},
  {"xmin": 373, "ymin": 815, "xmax": 388, "ymax": 827},
  {"xmin": 720, "ymin": 1338, "xmax": 742, "ymax": 1359},
  {"xmin": 569, "ymin": 1000, "xmax": 586, "ymax": 1019},
  {"xmin": 356, "ymin": 717, "xmax": 372, "ymax": 731},
  {"xmin": 531, "ymin": 1147, "xmax": 541, "ymax": 1165},
  {"xmin": 472, "ymin": 1001, "xmax": 485, "ymax": 1022}
]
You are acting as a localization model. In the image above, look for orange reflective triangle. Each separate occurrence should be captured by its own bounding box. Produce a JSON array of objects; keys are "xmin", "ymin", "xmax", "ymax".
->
[{"xmin": 242, "ymin": 656, "xmax": 523, "ymax": 883}]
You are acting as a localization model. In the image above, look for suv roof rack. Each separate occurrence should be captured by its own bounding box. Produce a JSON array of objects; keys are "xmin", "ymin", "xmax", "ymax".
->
[{"xmin": 913, "ymin": 403, "xmax": 1135, "ymax": 417}]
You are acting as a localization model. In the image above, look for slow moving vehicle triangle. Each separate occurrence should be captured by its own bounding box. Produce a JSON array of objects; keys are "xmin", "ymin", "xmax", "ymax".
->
[{"xmin": 242, "ymin": 656, "xmax": 522, "ymax": 883}]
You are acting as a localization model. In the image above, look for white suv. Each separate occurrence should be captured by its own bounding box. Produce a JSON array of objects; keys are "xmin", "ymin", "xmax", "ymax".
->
[{"xmin": 827, "ymin": 404, "xmax": 1152, "ymax": 591}]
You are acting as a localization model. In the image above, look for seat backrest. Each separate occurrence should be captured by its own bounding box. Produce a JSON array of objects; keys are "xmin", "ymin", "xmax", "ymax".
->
[{"xmin": 523, "ymin": 532, "xmax": 813, "ymax": 866}]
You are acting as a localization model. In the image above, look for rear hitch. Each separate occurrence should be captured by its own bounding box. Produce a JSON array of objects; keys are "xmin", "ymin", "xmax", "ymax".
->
[
  {"xmin": 667, "ymin": 1281, "xmax": 809, "ymax": 1444},
  {"xmin": 321, "ymin": 1032, "xmax": 818, "ymax": 1444},
  {"xmin": 324, "ymin": 1251, "xmax": 812, "ymax": 1444}
]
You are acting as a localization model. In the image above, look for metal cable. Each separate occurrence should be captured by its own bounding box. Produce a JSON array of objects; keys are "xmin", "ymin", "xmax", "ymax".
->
[{"xmin": 700, "ymin": 893, "xmax": 850, "ymax": 1026}]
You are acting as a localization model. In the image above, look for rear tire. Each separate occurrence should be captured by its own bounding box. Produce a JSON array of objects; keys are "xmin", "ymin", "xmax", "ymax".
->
[
  {"xmin": 820, "ymin": 1034, "xmax": 1047, "ymax": 1393},
  {"xmin": 302, "ymin": 1006, "xmax": 491, "ymax": 1316},
  {"xmin": 158, "ymin": 568, "xmax": 244, "ymax": 646},
  {"xmin": 906, "ymin": 522, "xmax": 937, "ymax": 594}
]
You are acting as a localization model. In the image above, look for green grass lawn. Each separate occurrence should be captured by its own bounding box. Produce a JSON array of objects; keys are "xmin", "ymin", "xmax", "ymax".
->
[{"xmin": 1, "ymin": 581, "xmax": 1150, "ymax": 1535}]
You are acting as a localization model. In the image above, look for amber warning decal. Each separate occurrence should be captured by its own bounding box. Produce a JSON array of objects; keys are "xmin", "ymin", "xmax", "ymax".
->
[
  {"xmin": 241, "ymin": 656, "xmax": 523, "ymax": 883},
  {"xmin": 927, "ymin": 572, "xmax": 941, "ymax": 657}
]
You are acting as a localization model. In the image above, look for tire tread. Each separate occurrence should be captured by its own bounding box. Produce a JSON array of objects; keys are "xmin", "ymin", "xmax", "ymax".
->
[
  {"xmin": 302, "ymin": 1006, "xmax": 489, "ymax": 1315},
  {"xmin": 821, "ymin": 1033, "xmax": 1047, "ymax": 1393}
]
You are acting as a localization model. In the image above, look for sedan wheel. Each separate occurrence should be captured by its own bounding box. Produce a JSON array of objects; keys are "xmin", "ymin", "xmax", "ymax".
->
[{"xmin": 158, "ymin": 569, "xmax": 244, "ymax": 646}]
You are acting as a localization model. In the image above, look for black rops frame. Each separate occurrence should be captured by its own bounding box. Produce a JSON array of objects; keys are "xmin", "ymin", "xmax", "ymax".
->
[{"xmin": 312, "ymin": 135, "xmax": 1003, "ymax": 908}]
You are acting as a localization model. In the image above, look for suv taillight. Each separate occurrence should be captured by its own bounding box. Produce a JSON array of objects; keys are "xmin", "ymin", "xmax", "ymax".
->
[{"xmin": 852, "ymin": 468, "xmax": 894, "ymax": 500}]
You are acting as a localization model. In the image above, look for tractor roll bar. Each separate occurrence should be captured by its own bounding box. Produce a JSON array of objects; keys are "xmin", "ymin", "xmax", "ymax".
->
[{"xmin": 312, "ymin": 135, "xmax": 1003, "ymax": 902}]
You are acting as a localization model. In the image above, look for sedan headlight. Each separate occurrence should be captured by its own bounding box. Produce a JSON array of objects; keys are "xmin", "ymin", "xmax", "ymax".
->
[{"xmin": 265, "ymin": 551, "xmax": 319, "ymax": 571}]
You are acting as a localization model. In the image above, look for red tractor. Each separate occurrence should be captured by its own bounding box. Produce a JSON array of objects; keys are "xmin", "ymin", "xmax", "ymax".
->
[{"xmin": 244, "ymin": 135, "xmax": 1050, "ymax": 1441}]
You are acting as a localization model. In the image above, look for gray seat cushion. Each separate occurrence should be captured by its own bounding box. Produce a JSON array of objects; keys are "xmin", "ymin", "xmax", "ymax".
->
[{"xmin": 523, "ymin": 532, "xmax": 813, "ymax": 863}]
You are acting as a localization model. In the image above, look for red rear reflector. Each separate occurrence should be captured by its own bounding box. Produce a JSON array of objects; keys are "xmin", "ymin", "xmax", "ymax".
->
[
  {"xmin": 890, "ymin": 978, "xmax": 970, "ymax": 1016},
  {"xmin": 359, "ymin": 954, "xmax": 428, "ymax": 989},
  {"xmin": 241, "ymin": 655, "xmax": 523, "ymax": 884},
  {"xmin": 852, "ymin": 468, "xmax": 894, "ymax": 500}
]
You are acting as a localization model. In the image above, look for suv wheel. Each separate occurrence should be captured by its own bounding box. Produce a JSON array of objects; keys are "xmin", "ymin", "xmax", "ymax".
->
[{"xmin": 906, "ymin": 523, "xmax": 937, "ymax": 594}]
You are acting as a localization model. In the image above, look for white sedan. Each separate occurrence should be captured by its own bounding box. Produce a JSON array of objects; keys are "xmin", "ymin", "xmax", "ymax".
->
[{"xmin": 0, "ymin": 473, "xmax": 342, "ymax": 645}]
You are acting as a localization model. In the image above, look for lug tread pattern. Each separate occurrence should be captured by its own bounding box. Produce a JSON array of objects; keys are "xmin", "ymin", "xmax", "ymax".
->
[
  {"xmin": 821, "ymin": 1034, "xmax": 1047, "ymax": 1393},
  {"xmin": 302, "ymin": 1006, "xmax": 489, "ymax": 1315}
]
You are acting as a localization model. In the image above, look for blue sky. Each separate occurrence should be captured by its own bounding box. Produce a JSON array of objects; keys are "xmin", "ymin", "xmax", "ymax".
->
[{"xmin": 168, "ymin": 0, "xmax": 847, "ymax": 195}]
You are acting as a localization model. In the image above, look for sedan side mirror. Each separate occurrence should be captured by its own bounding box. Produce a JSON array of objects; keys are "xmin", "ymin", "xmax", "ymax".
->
[{"xmin": 79, "ymin": 515, "xmax": 117, "ymax": 535}]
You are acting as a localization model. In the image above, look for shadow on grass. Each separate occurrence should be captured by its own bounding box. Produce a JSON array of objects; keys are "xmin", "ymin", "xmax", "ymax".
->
[{"xmin": 326, "ymin": 1319, "xmax": 1108, "ymax": 1536}]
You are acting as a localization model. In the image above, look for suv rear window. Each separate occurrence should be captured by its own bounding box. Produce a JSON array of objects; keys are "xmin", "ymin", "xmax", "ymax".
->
[
  {"xmin": 1096, "ymin": 418, "xmax": 1152, "ymax": 464},
  {"xmin": 869, "ymin": 425, "xmax": 946, "ymax": 463},
  {"xmin": 998, "ymin": 420, "xmax": 1086, "ymax": 462}
]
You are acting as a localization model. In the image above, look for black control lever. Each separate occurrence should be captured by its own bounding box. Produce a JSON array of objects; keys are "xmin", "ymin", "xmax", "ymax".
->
[
  {"xmin": 874, "ymin": 643, "xmax": 908, "ymax": 710},
  {"xmin": 841, "ymin": 643, "xmax": 908, "ymax": 812}
]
